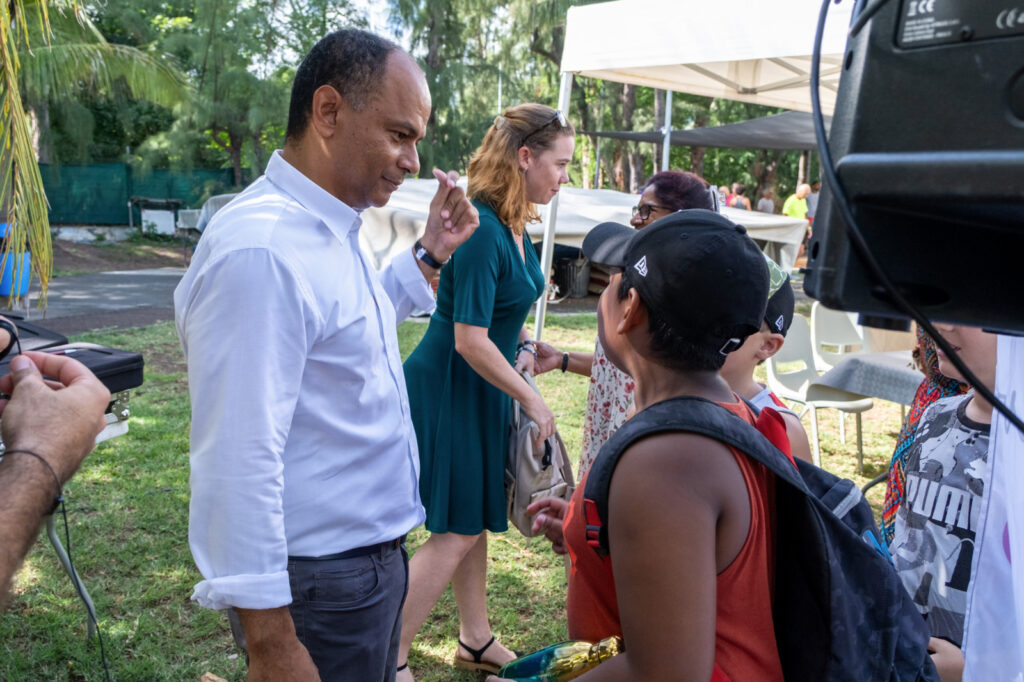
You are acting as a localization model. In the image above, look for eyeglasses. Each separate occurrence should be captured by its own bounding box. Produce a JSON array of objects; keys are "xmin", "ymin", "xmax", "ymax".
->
[
  {"xmin": 631, "ymin": 203, "xmax": 673, "ymax": 221},
  {"xmin": 521, "ymin": 110, "xmax": 570, "ymax": 147}
]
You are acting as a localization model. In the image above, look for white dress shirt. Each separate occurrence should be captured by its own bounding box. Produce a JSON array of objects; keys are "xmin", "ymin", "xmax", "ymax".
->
[{"xmin": 174, "ymin": 151, "xmax": 433, "ymax": 610}]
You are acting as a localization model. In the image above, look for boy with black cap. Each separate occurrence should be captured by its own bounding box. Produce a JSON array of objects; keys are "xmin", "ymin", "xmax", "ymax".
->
[
  {"xmin": 720, "ymin": 261, "xmax": 813, "ymax": 462},
  {"xmin": 518, "ymin": 210, "xmax": 784, "ymax": 682}
]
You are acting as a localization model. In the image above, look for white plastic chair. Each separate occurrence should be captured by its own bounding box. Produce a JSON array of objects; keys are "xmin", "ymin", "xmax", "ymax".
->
[
  {"xmin": 766, "ymin": 315, "xmax": 874, "ymax": 470},
  {"xmin": 811, "ymin": 301, "xmax": 871, "ymax": 372}
]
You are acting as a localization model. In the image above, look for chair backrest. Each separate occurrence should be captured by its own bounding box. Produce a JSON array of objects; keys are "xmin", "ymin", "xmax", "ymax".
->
[
  {"xmin": 811, "ymin": 301, "xmax": 871, "ymax": 372},
  {"xmin": 766, "ymin": 314, "xmax": 819, "ymax": 405}
]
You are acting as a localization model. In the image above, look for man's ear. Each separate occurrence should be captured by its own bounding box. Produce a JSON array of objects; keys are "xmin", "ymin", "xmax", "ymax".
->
[
  {"xmin": 310, "ymin": 85, "xmax": 345, "ymax": 139},
  {"xmin": 618, "ymin": 287, "xmax": 647, "ymax": 335},
  {"xmin": 755, "ymin": 332, "xmax": 786, "ymax": 362},
  {"xmin": 517, "ymin": 146, "xmax": 532, "ymax": 173}
]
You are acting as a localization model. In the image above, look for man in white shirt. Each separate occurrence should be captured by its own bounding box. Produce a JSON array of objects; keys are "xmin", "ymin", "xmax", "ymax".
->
[{"xmin": 174, "ymin": 29, "xmax": 479, "ymax": 682}]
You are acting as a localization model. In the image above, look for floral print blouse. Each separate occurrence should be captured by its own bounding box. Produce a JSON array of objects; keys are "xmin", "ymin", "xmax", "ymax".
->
[{"xmin": 579, "ymin": 337, "xmax": 635, "ymax": 481}]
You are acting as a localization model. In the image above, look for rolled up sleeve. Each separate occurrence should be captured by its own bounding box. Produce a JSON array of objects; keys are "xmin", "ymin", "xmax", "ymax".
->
[{"xmin": 177, "ymin": 248, "xmax": 319, "ymax": 610}]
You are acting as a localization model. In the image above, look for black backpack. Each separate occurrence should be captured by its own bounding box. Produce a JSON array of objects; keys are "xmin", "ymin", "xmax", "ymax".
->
[{"xmin": 582, "ymin": 396, "xmax": 938, "ymax": 682}]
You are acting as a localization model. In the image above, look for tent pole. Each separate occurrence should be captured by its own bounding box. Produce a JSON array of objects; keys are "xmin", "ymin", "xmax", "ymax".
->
[
  {"xmin": 534, "ymin": 71, "xmax": 574, "ymax": 341},
  {"xmin": 661, "ymin": 90, "xmax": 673, "ymax": 171}
]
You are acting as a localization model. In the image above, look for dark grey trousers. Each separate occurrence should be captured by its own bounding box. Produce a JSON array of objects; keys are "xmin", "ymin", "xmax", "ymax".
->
[
  {"xmin": 288, "ymin": 542, "xmax": 409, "ymax": 682},
  {"xmin": 228, "ymin": 542, "xmax": 409, "ymax": 682}
]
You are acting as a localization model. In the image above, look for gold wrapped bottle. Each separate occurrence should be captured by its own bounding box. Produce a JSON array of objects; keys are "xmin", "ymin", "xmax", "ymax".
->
[{"xmin": 496, "ymin": 636, "xmax": 623, "ymax": 681}]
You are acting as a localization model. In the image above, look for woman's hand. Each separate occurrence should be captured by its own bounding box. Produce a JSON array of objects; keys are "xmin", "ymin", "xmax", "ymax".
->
[
  {"xmin": 514, "ymin": 347, "xmax": 537, "ymax": 375},
  {"xmin": 527, "ymin": 497, "xmax": 569, "ymax": 554},
  {"xmin": 523, "ymin": 393, "xmax": 556, "ymax": 447},
  {"xmin": 533, "ymin": 340, "xmax": 563, "ymax": 375}
]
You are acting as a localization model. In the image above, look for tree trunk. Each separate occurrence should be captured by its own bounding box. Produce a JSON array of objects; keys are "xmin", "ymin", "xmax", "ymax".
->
[
  {"xmin": 251, "ymin": 132, "xmax": 264, "ymax": 176},
  {"xmin": 653, "ymin": 88, "xmax": 665, "ymax": 167},
  {"xmin": 619, "ymin": 84, "xmax": 636, "ymax": 190},
  {"xmin": 629, "ymin": 150, "xmax": 645, "ymax": 192},
  {"xmin": 689, "ymin": 104, "xmax": 710, "ymax": 178},
  {"xmin": 579, "ymin": 135, "xmax": 592, "ymax": 190},
  {"xmin": 690, "ymin": 147, "xmax": 706, "ymax": 177},
  {"xmin": 228, "ymin": 132, "xmax": 243, "ymax": 187},
  {"xmin": 29, "ymin": 103, "xmax": 52, "ymax": 165},
  {"xmin": 798, "ymin": 150, "xmax": 808, "ymax": 185},
  {"xmin": 612, "ymin": 148, "xmax": 625, "ymax": 192}
]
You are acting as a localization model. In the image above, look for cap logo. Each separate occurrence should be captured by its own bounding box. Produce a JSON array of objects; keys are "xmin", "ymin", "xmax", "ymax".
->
[
  {"xmin": 634, "ymin": 255, "xmax": 648, "ymax": 277},
  {"xmin": 774, "ymin": 314, "xmax": 785, "ymax": 331}
]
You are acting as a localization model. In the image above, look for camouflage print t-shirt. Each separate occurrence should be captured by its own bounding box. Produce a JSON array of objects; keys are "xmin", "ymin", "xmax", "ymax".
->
[{"xmin": 890, "ymin": 393, "xmax": 990, "ymax": 648}]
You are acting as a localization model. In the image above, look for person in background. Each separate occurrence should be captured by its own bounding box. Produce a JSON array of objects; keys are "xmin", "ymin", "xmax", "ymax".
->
[
  {"xmin": 782, "ymin": 183, "xmax": 811, "ymax": 221},
  {"xmin": 805, "ymin": 180, "xmax": 821, "ymax": 224},
  {"xmin": 533, "ymin": 171, "xmax": 715, "ymax": 479},
  {"xmin": 719, "ymin": 267, "xmax": 813, "ymax": 463},
  {"xmin": 397, "ymin": 104, "xmax": 574, "ymax": 680},
  {"xmin": 882, "ymin": 326, "xmax": 969, "ymax": 545},
  {"xmin": 718, "ymin": 185, "xmax": 729, "ymax": 208},
  {"xmin": 729, "ymin": 183, "xmax": 752, "ymax": 210},
  {"xmin": 889, "ymin": 324, "xmax": 998, "ymax": 682},
  {"xmin": 757, "ymin": 188, "xmax": 776, "ymax": 214},
  {"xmin": 783, "ymin": 183, "xmax": 812, "ymax": 261}
]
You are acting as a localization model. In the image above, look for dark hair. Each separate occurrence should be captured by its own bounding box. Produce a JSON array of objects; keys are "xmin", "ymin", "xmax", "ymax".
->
[
  {"xmin": 286, "ymin": 29, "xmax": 402, "ymax": 141},
  {"xmin": 643, "ymin": 171, "xmax": 714, "ymax": 211},
  {"xmin": 617, "ymin": 272, "xmax": 727, "ymax": 372},
  {"xmin": 734, "ymin": 183, "xmax": 747, "ymax": 196}
]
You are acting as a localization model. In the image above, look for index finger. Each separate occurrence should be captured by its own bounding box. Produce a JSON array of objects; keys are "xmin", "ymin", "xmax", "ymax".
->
[
  {"xmin": 20, "ymin": 350, "xmax": 103, "ymax": 389},
  {"xmin": 432, "ymin": 168, "xmax": 458, "ymax": 189}
]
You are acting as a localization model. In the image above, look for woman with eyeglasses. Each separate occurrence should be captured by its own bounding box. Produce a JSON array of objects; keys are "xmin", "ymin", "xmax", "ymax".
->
[
  {"xmin": 535, "ymin": 170, "xmax": 715, "ymax": 479},
  {"xmin": 398, "ymin": 104, "xmax": 575, "ymax": 680}
]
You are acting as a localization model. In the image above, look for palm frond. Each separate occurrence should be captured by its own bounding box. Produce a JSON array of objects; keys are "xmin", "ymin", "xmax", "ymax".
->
[
  {"xmin": 2, "ymin": 0, "xmax": 57, "ymax": 304},
  {"xmin": 21, "ymin": 43, "xmax": 189, "ymax": 107}
]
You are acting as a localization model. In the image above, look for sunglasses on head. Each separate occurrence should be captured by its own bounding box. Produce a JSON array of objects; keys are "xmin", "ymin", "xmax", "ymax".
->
[{"xmin": 521, "ymin": 110, "xmax": 569, "ymax": 147}]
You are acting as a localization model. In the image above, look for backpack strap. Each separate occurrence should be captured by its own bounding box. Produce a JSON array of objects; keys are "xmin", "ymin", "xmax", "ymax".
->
[{"xmin": 583, "ymin": 396, "xmax": 806, "ymax": 556}]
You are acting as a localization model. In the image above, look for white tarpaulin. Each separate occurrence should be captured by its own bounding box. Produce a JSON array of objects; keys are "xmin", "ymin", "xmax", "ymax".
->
[
  {"xmin": 561, "ymin": 0, "xmax": 854, "ymax": 115},
  {"xmin": 359, "ymin": 178, "xmax": 807, "ymax": 270}
]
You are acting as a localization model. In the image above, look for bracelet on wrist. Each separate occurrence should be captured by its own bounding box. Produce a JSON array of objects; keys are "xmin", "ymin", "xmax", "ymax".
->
[
  {"xmin": 561, "ymin": 352, "xmax": 569, "ymax": 373},
  {"xmin": 517, "ymin": 344, "xmax": 538, "ymax": 359},
  {"xmin": 413, "ymin": 239, "xmax": 450, "ymax": 269},
  {"xmin": 1, "ymin": 449, "xmax": 63, "ymax": 514}
]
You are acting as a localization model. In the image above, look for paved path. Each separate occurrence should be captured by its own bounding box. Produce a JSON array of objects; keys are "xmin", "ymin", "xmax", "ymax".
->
[
  {"xmin": 7, "ymin": 267, "xmax": 185, "ymax": 336},
  {"xmin": 4, "ymin": 266, "xmax": 813, "ymax": 337}
]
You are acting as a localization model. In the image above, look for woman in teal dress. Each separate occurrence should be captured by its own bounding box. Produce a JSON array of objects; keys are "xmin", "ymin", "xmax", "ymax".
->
[{"xmin": 398, "ymin": 104, "xmax": 575, "ymax": 680}]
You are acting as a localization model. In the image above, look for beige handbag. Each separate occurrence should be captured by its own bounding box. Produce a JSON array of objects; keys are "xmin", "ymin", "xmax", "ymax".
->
[{"xmin": 505, "ymin": 370, "xmax": 575, "ymax": 537}]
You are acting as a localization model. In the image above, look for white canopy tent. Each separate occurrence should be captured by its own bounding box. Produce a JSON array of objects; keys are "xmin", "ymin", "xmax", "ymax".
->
[
  {"xmin": 532, "ymin": 0, "xmax": 854, "ymax": 338},
  {"xmin": 359, "ymin": 178, "xmax": 806, "ymax": 268}
]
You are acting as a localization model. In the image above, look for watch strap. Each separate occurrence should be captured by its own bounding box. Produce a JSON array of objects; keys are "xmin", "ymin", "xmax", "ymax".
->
[{"xmin": 414, "ymin": 239, "xmax": 449, "ymax": 269}]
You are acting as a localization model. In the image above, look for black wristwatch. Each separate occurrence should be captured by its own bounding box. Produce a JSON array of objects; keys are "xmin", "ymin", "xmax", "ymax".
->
[{"xmin": 414, "ymin": 239, "xmax": 450, "ymax": 269}]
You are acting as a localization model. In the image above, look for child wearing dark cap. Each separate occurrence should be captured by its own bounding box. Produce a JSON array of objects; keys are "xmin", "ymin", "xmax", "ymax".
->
[
  {"xmin": 720, "ymin": 260, "xmax": 813, "ymax": 463},
  {"xmin": 498, "ymin": 210, "xmax": 784, "ymax": 681}
]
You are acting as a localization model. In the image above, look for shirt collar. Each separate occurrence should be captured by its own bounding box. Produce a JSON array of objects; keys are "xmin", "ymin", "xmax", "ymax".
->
[{"xmin": 265, "ymin": 150, "xmax": 362, "ymax": 238}]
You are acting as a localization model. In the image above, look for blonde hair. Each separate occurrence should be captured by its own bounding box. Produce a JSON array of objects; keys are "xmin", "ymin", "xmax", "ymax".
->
[{"xmin": 467, "ymin": 103, "xmax": 575, "ymax": 235}]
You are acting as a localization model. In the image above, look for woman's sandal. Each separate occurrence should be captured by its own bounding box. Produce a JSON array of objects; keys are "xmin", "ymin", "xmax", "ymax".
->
[{"xmin": 454, "ymin": 635, "xmax": 504, "ymax": 674}]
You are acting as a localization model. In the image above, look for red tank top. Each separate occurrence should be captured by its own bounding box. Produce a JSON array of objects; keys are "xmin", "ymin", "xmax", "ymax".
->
[{"xmin": 563, "ymin": 398, "xmax": 783, "ymax": 681}]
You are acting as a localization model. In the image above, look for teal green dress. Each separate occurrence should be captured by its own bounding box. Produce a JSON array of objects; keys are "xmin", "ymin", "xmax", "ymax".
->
[{"xmin": 404, "ymin": 201, "xmax": 546, "ymax": 535}]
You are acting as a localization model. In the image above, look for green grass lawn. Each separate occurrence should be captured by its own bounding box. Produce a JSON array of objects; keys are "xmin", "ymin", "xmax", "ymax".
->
[{"xmin": 0, "ymin": 314, "xmax": 904, "ymax": 680}]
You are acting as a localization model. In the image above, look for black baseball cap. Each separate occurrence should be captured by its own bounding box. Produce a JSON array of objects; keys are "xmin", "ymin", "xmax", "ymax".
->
[
  {"xmin": 764, "ymin": 275, "xmax": 795, "ymax": 336},
  {"xmin": 583, "ymin": 209, "xmax": 770, "ymax": 354}
]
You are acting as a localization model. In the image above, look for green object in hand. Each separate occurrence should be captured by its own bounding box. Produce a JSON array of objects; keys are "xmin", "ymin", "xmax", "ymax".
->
[{"xmin": 497, "ymin": 636, "xmax": 623, "ymax": 681}]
